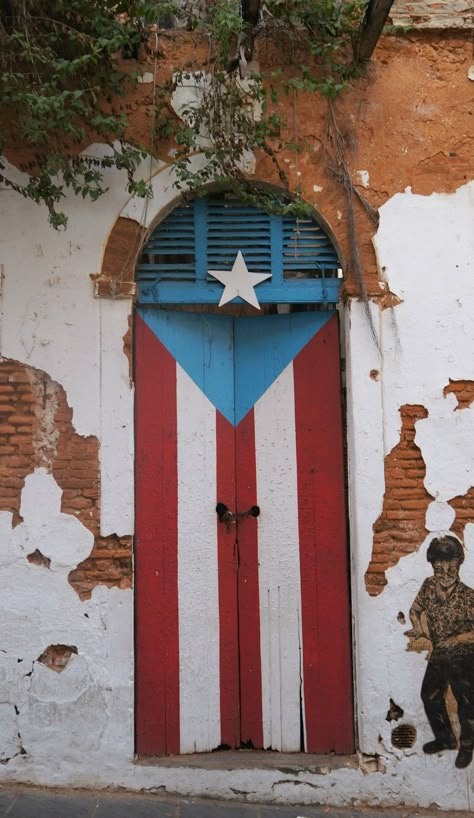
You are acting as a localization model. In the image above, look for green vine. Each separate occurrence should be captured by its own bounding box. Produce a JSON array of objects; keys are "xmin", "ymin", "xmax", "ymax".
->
[
  {"xmin": 0, "ymin": 0, "xmax": 167, "ymax": 227},
  {"xmin": 0, "ymin": 0, "xmax": 393, "ymax": 231},
  {"xmin": 154, "ymin": 0, "xmax": 375, "ymax": 216}
]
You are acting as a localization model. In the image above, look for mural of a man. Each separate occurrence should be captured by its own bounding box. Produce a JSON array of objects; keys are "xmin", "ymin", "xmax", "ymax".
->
[{"xmin": 405, "ymin": 535, "xmax": 474, "ymax": 769}]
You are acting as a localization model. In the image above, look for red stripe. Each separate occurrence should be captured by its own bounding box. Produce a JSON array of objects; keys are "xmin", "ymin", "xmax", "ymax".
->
[
  {"xmin": 294, "ymin": 313, "xmax": 354, "ymax": 753},
  {"xmin": 216, "ymin": 412, "xmax": 240, "ymax": 747},
  {"xmin": 235, "ymin": 409, "xmax": 264, "ymax": 748},
  {"xmin": 135, "ymin": 314, "xmax": 180, "ymax": 755}
]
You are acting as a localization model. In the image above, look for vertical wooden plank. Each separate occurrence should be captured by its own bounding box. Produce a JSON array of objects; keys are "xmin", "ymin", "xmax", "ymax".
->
[
  {"xmin": 135, "ymin": 312, "xmax": 180, "ymax": 755},
  {"xmin": 216, "ymin": 411, "xmax": 240, "ymax": 748},
  {"xmin": 177, "ymin": 368, "xmax": 221, "ymax": 753},
  {"xmin": 293, "ymin": 312, "xmax": 354, "ymax": 753},
  {"xmin": 235, "ymin": 409, "xmax": 264, "ymax": 748},
  {"xmin": 254, "ymin": 364, "xmax": 302, "ymax": 751}
]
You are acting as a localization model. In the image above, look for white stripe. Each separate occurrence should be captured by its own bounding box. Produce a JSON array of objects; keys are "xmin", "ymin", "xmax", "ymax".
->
[
  {"xmin": 177, "ymin": 366, "xmax": 221, "ymax": 753},
  {"xmin": 254, "ymin": 363, "xmax": 302, "ymax": 751}
]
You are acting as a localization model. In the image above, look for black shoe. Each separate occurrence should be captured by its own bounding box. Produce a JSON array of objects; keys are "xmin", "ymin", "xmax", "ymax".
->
[
  {"xmin": 423, "ymin": 739, "xmax": 457, "ymax": 754},
  {"xmin": 455, "ymin": 746, "xmax": 473, "ymax": 769}
]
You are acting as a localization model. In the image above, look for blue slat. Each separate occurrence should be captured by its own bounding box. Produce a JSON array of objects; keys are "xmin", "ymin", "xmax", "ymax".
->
[
  {"xmin": 137, "ymin": 196, "xmax": 341, "ymax": 303},
  {"xmin": 139, "ymin": 278, "xmax": 341, "ymax": 304}
]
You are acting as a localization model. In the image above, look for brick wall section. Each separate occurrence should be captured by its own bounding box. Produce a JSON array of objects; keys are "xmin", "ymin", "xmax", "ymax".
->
[
  {"xmin": 93, "ymin": 216, "xmax": 145, "ymax": 298},
  {"xmin": 0, "ymin": 358, "xmax": 132, "ymax": 600},
  {"xmin": 51, "ymin": 394, "xmax": 101, "ymax": 533},
  {"xmin": 365, "ymin": 405, "xmax": 431, "ymax": 595},
  {"xmin": 450, "ymin": 488, "xmax": 474, "ymax": 541},
  {"xmin": 68, "ymin": 535, "xmax": 133, "ymax": 600},
  {"xmin": 444, "ymin": 380, "xmax": 474, "ymax": 543},
  {"xmin": 0, "ymin": 361, "xmax": 39, "ymax": 526},
  {"xmin": 443, "ymin": 379, "xmax": 474, "ymax": 410}
]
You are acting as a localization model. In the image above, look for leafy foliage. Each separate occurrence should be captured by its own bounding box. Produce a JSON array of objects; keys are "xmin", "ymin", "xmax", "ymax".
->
[
  {"xmin": 0, "ymin": 0, "xmax": 391, "ymax": 226},
  {"xmin": 156, "ymin": 0, "xmax": 372, "ymax": 216},
  {"xmin": 0, "ymin": 0, "xmax": 168, "ymax": 226}
]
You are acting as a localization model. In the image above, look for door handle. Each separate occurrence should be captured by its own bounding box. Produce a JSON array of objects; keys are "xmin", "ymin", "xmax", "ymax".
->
[{"xmin": 216, "ymin": 502, "xmax": 260, "ymax": 533}]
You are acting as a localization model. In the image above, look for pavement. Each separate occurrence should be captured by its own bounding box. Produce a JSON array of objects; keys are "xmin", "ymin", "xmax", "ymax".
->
[{"xmin": 0, "ymin": 788, "xmax": 472, "ymax": 818}]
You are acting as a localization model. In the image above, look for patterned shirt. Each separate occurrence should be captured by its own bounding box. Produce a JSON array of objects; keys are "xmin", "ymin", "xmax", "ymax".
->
[{"xmin": 414, "ymin": 576, "xmax": 474, "ymax": 656}]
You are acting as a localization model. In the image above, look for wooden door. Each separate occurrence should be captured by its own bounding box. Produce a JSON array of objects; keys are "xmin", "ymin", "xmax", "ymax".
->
[{"xmin": 135, "ymin": 308, "xmax": 353, "ymax": 755}]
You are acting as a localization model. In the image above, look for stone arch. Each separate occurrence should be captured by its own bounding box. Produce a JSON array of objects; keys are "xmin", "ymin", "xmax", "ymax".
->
[{"xmin": 93, "ymin": 159, "xmax": 349, "ymax": 299}]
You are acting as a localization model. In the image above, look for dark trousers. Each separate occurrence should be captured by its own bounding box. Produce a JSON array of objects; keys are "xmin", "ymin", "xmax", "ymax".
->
[{"xmin": 421, "ymin": 652, "xmax": 474, "ymax": 748}]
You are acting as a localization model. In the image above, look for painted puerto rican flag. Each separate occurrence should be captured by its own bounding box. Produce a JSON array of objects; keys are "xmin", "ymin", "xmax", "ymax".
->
[{"xmin": 135, "ymin": 308, "xmax": 353, "ymax": 756}]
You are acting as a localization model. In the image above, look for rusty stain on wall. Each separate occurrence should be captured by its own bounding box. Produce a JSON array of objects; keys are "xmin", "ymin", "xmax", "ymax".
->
[{"xmin": 0, "ymin": 358, "xmax": 132, "ymax": 598}]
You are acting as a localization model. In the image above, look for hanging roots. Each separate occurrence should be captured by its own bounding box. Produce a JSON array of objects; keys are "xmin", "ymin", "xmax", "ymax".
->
[{"xmin": 324, "ymin": 100, "xmax": 380, "ymax": 350}]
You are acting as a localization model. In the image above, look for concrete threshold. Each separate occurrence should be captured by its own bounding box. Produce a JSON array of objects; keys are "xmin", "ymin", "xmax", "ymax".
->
[{"xmin": 136, "ymin": 750, "xmax": 359, "ymax": 773}]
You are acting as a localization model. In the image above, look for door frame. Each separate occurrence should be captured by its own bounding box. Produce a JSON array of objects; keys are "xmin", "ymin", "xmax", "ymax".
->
[{"xmin": 133, "ymin": 304, "xmax": 354, "ymax": 756}]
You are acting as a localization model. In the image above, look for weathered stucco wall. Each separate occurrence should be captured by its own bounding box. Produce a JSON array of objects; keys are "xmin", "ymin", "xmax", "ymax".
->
[
  {"xmin": 390, "ymin": 0, "xmax": 474, "ymax": 28},
  {"xmin": 347, "ymin": 182, "xmax": 474, "ymax": 786},
  {"xmin": 0, "ymin": 25, "xmax": 474, "ymax": 810}
]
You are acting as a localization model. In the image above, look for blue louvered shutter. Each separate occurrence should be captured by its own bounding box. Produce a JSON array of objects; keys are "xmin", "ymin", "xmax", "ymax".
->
[
  {"xmin": 206, "ymin": 200, "xmax": 273, "ymax": 278},
  {"xmin": 136, "ymin": 196, "xmax": 341, "ymax": 304}
]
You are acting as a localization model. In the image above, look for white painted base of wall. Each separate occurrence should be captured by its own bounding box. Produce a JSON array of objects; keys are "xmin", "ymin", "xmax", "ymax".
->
[{"xmin": 0, "ymin": 749, "xmax": 473, "ymax": 810}]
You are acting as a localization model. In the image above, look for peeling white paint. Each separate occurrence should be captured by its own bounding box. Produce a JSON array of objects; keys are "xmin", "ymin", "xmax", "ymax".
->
[
  {"xmin": 425, "ymin": 500, "xmax": 455, "ymax": 532},
  {"xmin": 346, "ymin": 181, "xmax": 474, "ymax": 796},
  {"xmin": 416, "ymin": 407, "xmax": 474, "ymax": 501},
  {"xmin": 355, "ymin": 170, "xmax": 370, "ymax": 188},
  {"xmin": 19, "ymin": 470, "xmax": 93, "ymax": 569}
]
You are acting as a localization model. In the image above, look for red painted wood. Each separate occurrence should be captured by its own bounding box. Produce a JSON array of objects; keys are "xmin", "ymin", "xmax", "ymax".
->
[
  {"xmin": 294, "ymin": 313, "xmax": 354, "ymax": 753},
  {"xmin": 216, "ymin": 411, "xmax": 240, "ymax": 747},
  {"xmin": 235, "ymin": 409, "xmax": 264, "ymax": 748},
  {"xmin": 135, "ymin": 314, "xmax": 180, "ymax": 755}
]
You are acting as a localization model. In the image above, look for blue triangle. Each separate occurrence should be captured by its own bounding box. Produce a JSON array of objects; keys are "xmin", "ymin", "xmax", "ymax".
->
[
  {"xmin": 233, "ymin": 312, "xmax": 332, "ymax": 424},
  {"xmin": 137, "ymin": 308, "xmax": 332, "ymax": 426}
]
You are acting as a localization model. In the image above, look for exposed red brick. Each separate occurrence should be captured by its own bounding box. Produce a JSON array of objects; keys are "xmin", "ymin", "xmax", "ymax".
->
[
  {"xmin": 365, "ymin": 405, "xmax": 432, "ymax": 595},
  {"xmin": 443, "ymin": 379, "xmax": 474, "ymax": 411},
  {"xmin": 37, "ymin": 644, "xmax": 78, "ymax": 673},
  {"xmin": 68, "ymin": 534, "xmax": 133, "ymax": 600},
  {"xmin": 92, "ymin": 216, "xmax": 144, "ymax": 300},
  {"xmin": 0, "ymin": 358, "xmax": 132, "ymax": 597},
  {"xmin": 449, "ymin": 487, "xmax": 474, "ymax": 540},
  {"xmin": 27, "ymin": 549, "xmax": 51, "ymax": 569}
]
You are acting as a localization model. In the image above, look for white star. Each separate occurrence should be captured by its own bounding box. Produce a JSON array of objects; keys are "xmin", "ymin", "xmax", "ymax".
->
[{"xmin": 208, "ymin": 251, "xmax": 271, "ymax": 310}]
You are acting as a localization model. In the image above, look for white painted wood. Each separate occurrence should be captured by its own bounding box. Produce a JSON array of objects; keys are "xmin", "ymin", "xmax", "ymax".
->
[
  {"xmin": 99, "ymin": 298, "xmax": 135, "ymax": 537},
  {"xmin": 176, "ymin": 366, "xmax": 221, "ymax": 753},
  {"xmin": 254, "ymin": 363, "xmax": 302, "ymax": 751}
]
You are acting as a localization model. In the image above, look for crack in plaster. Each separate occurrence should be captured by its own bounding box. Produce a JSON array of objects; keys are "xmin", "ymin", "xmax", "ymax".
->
[{"xmin": 271, "ymin": 779, "xmax": 322, "ymax": 791}]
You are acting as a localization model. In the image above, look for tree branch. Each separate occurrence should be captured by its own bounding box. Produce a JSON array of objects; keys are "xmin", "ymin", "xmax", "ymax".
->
[
  {"xmin": 353, "ymin": 0, "xmax": 395, "ymax": 63},
  {"xmin": 226, "ymin": 0, "xmax": 264, "ymax": 76}
]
